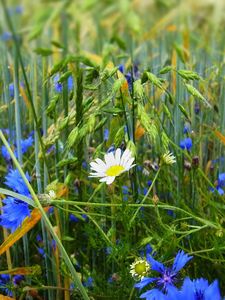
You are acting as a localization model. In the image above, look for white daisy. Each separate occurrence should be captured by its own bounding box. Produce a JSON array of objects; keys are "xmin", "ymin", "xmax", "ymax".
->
[
  {"xmin": 89, "ymin": 148, "xmax": 135, "ymax": 185},
  {"xmin": 130, "ymin": 258, "xmax": 151, "ymax": 280}
]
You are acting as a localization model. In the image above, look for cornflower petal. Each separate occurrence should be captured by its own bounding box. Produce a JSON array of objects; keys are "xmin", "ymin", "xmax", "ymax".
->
[
  {"xmin": 172, "ymin": 250, "xmax": 193, "ymax": 273},
  {"xmin": 146, "ymin": 254, "xmax": 165, "ymax": 273},
  {"xmin": 140, "ymin": 288, "xmax": 166, "ymax": 300},
  {"xmin": 134, "ymin": 277, "xmax": 157, "ymax": 290}
]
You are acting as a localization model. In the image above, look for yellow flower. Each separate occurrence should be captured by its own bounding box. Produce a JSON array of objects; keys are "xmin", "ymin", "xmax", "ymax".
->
[{"xmin": 130, "ymin": 258, "xmax": 150, "ymax": 280}]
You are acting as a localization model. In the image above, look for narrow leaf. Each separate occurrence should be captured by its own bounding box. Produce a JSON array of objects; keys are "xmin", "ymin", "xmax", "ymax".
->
[
  {"xmin": 0, "ymin": 208, "xmax": 49, "ymax": 256},
  {"xmin": 0, "ymin": 265, "xmax": 41, "ymax": 275}
]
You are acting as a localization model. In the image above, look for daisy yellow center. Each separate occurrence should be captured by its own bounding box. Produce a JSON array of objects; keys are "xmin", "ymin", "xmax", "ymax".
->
[
  {"xmin": 106, "ymin": 165, "xmax": 125, "ymax": 176},
  {"xmin": 134, "ymin": 262, "xmax": 148, "ymax": 276}
]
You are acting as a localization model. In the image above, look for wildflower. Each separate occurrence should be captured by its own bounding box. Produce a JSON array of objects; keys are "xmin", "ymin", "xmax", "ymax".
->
[
  {"xmin": 83, "ymin": 277, "xmax": 94, "ymax": 288},
  {"xmin": 4, "ymin": 169, "xmax": 30, "ymax": 196},
  {"xmin": 36, "ymin": 234, "xmax": 43, "ymax": 243},
  {"xmin": 130, "ymin": 258, "xmax": 151, "ymax": 280},
  {"xmin": 122, "ymin": 185, "xmax": 129, "ymax": 201},
  {"xmin": 0, "ymin": 169, "xmax": 31, "ymax": 232},
  {"xmin": 179, "ymin": 277, "xmax": 222, "ymax": 300},
  {"xmin": 13, "ymin": 275, "xmax": 24, "ymax": 286},
  {"xmin": 104, "ymin": 128, "xmax": 109, "ymax": 141},
  {"xmin": 183, "ymin": 123, "xmax": 191, "ymax": 134},
  {"xmin": 1, "ymin": 32, "xmax": 12, "ymax": 41},
  {"xmin": 161, "ymin": 151, "xmax": 176, "ymax": 165},
  {"xmin": 54, "ymin": 74, "xmax": 74, "ymax": 93},
  {"xmin": 89, "ymin": 148, "xmax": 135, "ymax": 185},
  {"xmin": 210, "ymin": 172, "xmax": 225, "ymax": 195},
  {"xmin": 135, "ymin": 250, "xmax": 192, "ymax": 297},
  {"xmin": 218, "ymin": 173, "xmax": 225, "ymax": 187},
  {"xmin": 140, "ymin": 244, "xmax": 153, "ymax": 258},
  {"xmin": 0, "ymin": 197, "xmax": 30, "ymax": 232},
  {"xmin": 15, "ymin": 5, "xmax": 23, "ymax": 14},
  {"xmin": 107, "ymin": 145, "xmax": 115, "ymax": 153},
  {"xmin": 20, "ymin": 136, "xmax": 34, "ymax": 154},
  {"xmin": 48, "ymin": 190, "xmax": 56, "ymax": 199},
  {"xmin": 68, "ymin": 75, "xmax": 74, "ymax": 91},
  {"xmin": 1, "ymin": 135, "xmax": 33, "ymax": 162},
  {"xmin": 69, "ymin": 214, "xmax": 79, "ymax": 223},
  {"xmin": 0, "ymin": 274, "xmax": 12, "ymax": 296},
  {"xmin": 54, "ymin": 74, "xmax": 63, "ymax": 92},
  {"xmin": 194, "ymin": 103, "xmax": 200, "ymax": 114},
  {"xmin": 179, "ymin": 137, "xmax": 192, "ymax": 151},
  {"xmin": 1, "ymin": 145, "xmax": 11, "ymax": 161},
  {"xmin": 9, "ymin": 83, "xmax": 14, "ymax": 97}
]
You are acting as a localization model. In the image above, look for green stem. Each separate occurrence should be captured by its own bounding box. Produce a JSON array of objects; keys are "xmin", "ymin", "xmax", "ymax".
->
[
  {"xmin": 1, "ymin": 0, "xmax": 50, "ymax": 180},
  {"xmin": 0, "ymin": 130, "xmax": 90, "ymax": 300},
  {"xmin": 128, "ymin": 168, "xmax": 161, "ymax": 228}
]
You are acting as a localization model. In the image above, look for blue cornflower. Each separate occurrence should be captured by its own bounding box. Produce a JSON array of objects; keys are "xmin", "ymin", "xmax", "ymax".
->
[
  {"xmin": 135, "ymin": 250, "xmax": 193, "ymax": 298},
  {"xmin": 0, "ymin": 169, "xmax": 31, "ymax": 232},
  {"xmin": 37, "ymin": 247, "xmax": 45, "ymax": 257},
  {"xmin": 107, "ymin": 145, "xmax": 115, "ymax": 153},
  {"xmin": 9, "ymin": 83, "xmax": 14, "ymax": 97},
  {"xmin": 0, "ymin": 274, "xmax": 13, "ymax": 296},
  {"xmin": 0, "ymin": 197, "xmax": 31, "ymax": 232},
  {"xmin": 1, "ymin": 145, "xmax": 11, "ymax": 161},
  {"xmin": 1, "ymin": 32, "xmax": 12, "ymax": 41},
  {"xmin": 36, "ymin": 234, "xmax": 43, "ymax": 243},
  {"xmin": 179, "ymin": 137, "xmax": 192, "ymax": 151},
  {"xmin": 118, "ymin": 64, "xmax": 125, "ymax": 73},
  {"xmin": 179, "ymin": 277, "xmax": 222, "ymax": 300},
  {"xmin": 54, "ymin": 74, "xmax": 74, "ymax": 93},
  {"xmin": 140, "ymin": 244, "xmax": 153, "ymax": 258},
  {"xmin": 104, "ymin": 128, "xmax": 109, "ymax": 141},
  {"xmin": 4, "ymin": 169, "xmax": 30, "ymax": 196},
  {"xmin": 218, "ymin": 173, "xmax": 225, "ymax": 187},
  {"xmin": 13, "ymin": 275, "xmax": 24, "ymax": 286},
  {"xmin": 1, "ymin": 135, "xmax": 33, "ymax": 162},
  {"xmin": 54, "ymin": 74, "xmax": 63, "ymax": 93},
  {"xmin": 122, "ymin": 185, "xmax": 129, "ymax": 201},
  {"xmin": 82, "ymin": 214, "xmax": 89, "ymax": 222},
  {"xmin": 68, "ymin": 75, "xmax": 74, "ymax": 91},
  {"xmin": 210, "ymin": 173, "xmax": 225, "ymax": 196},
  {"xmin": 69, "ymin": 213, "xmax": 79, "ymax": 223},
  {"xmin": 15, "ymin": 5, "xmax": 23, "ymax": 14},
  {"xmin": 20, "ymin": 136, "xmax": 34, "ymax": 153},
  {"xmin": 183, "ymin": 123, "xmax": 191, "ymax": 134},
  {"xmin": 83, "ymin": 277, "xmax": 94, "ymax": 288},
  {"xmin": 51, "ymin": 239, "xmax": 56, "ymax": 251}
]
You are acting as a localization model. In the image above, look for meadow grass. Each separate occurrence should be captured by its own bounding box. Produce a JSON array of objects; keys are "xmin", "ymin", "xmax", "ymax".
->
[{"xmin": 0, "ymin": 0, "xmax": 225, "ymax": 299}]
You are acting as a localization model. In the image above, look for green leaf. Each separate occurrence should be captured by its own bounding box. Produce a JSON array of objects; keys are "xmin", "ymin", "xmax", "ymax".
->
[
  {"xmin": 159, "ymin": 66, "xmax": 173, "ymax": 74},
  {"xmin": 102, "ymin": 107, "xmax": 124, "ymax": 114},
  {"xmin": 56, "ymin": 158, "xmax": 78, "ymax": 168},
  {"xmin": 185, "ymin": 83, "xmax": 212, "ymax": 108},
  {"xmin": 178, "ymin": 104, "xmax": 191, "ymax": 121},
  {"xmin": 34, "ymin": 48, "xmax": 53, "ymax": 56},
  {"xmin": 142, "ymin": 71, "xmax": 164, "ymax": 89},
  {"xmin": 178, "ymin": 70, "xmax": 200, "ymax": 81}
]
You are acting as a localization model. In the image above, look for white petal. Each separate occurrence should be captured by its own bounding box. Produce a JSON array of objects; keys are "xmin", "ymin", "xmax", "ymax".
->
[
  {"xmin": 95, "ymin": 158, "xmax": 107, "ymax": 169},
  {"xmin": 89, "ymin": 172, "xmax": 105, "ymax": 177},
  {"xmin": 121, "ymin": 149, "xmax": 132, "ymax": 165},
  {"xmin": 99, "ymin": 177, "xmax": 109, "ymax": 182},
  {"xmin": 115, "ymin": 148, "xmax": 122, "ymax": 164},
  {"xmin": 123, "ymin": 157, "xmax": 135, "ymax": 169},
  {"xmin": 125, "ymin": 163, "xmax": 136, "ymax": 171},
  {"xmin": 105, "ymin": 152, "xmax": 116, "ymax": 167},
  {"xmin": 106, "ymin": 176, "xmax": 115, "ymax": 185},
  {"xmin": 90, "ymin": 161, "xmax": 103, "ymax": 171}
]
